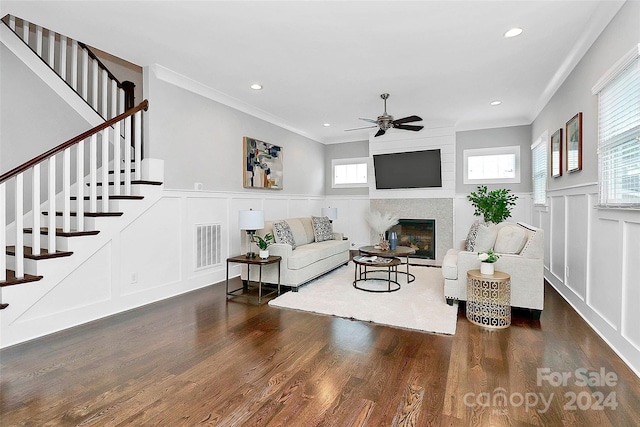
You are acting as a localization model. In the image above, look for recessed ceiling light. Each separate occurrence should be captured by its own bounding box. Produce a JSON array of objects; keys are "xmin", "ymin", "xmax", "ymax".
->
[
  {"xmin": 323, "ymin": 123, "xmax": 331, "ymax": 127},
  {"xmin": 250, "ymin": 83, "xmax": 263, "ymax": 90},
  {"xmin": 490, "ymin": 100, "xmax": 502, "ymax": 106},
  {"xmin": 504, "ymin": 28, "xmax": 523, "ymax": 38}
]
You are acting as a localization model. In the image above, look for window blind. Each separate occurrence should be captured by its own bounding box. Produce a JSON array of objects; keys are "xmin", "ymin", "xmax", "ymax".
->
[
  {"xmin": 595, "ymin": 48, "xmax": 640, "ymax": 207},
  {"xmin": 531, "ymin": 136, "xmax": 547, "ymax": 205}
]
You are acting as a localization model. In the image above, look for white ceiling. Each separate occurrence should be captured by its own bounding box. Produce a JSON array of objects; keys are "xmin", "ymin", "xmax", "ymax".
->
[{"xmin": 1, "ymin": 1, "xmax": 626, "ymax": 144}]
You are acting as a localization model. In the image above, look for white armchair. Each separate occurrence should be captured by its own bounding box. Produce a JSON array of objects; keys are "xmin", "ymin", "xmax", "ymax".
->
[{"xmin": 442, "ymin": 221, "xmax": 544, "ymax": 318}]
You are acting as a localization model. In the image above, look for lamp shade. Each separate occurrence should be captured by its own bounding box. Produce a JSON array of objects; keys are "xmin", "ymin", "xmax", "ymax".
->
[
  {"xmin": 321, "ymin": 207, "xmax": 338, "ymax": 221},
  {"xmin": 238, "ymin": 209, "xmax": 264, "ymax": 231}
]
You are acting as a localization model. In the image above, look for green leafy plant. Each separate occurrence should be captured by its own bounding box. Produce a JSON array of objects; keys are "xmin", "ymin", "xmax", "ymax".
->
[
  {"xmin": 467, "ymin": 185, "xmax": 518, "ymax": 224},
  {"xmin": 252, "ymin": 233, "xmax": 274, "ymax": 250},
  {"xmin": 478, "ymin": 249, "xmax": 500, "ymax": 263}
]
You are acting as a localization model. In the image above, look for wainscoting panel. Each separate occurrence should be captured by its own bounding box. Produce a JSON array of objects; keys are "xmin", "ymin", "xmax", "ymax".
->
[
  {"xmin": 565, "ymin": 194, "xmax": 588, "ymax": 300},
  {"xmin": 539, "ymin": 183, "xmax": 640, "ymax": 376},
  {"xmin": 588, "ymin": 217, "xmax": 621, "ymax": 330},
  {"xmin": 622, "ymin": 221, "xmax": 640, "ymax": 352},
  {"xmin": 550, "ymin": 195, "xmax": 566, "ymax": 282}
]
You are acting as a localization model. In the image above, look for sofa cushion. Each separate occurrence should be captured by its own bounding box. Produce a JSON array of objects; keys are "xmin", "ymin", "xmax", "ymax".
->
[
  {"xmin": 494, "ymin": 224, "xmax": 527, "ymax": 254},
  {"xmin": 474, "ymin": 223, "xmax": 498, "ymax": 252},
  {"xmin": 311, "ymin": 216, "xmax": 334, "ymax": 242},
  {"xmin": 285, "ymin": 218, "xmax": 312, "ymax": 246},
  {"xmin": 287, "ymin": 239, "xmax": 349, "ymax": 270},
  {"xmin": 465, "ymin": 220, "xmax": 480, "ymax": 251},
  {"xmin": 273, "ymin": 220, "xmax": 297, "ymax": 249}
]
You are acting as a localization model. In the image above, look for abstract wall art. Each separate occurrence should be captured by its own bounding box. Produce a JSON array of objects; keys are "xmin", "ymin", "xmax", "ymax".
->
[{"xmin": 243, "ymin": 137, "xmax": 283, "ymax": 190}]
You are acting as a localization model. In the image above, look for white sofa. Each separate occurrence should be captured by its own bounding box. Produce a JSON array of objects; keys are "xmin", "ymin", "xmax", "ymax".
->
[
  {"xmin": 442, "ymin": 221, "xmax": 544, "ymax": 318},
  {"xmin": 242, "ymin": 217, "xmax": 350, "ymax": 291}
]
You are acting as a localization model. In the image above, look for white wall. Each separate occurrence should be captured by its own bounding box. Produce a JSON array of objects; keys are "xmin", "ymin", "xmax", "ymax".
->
[
  {"xmin": 144, "ymin": 65, "xmax": 325, "ymax": 195},
  {"xmin": 531, "ymin": 0, "xmax": 640, "ymax": 376}
]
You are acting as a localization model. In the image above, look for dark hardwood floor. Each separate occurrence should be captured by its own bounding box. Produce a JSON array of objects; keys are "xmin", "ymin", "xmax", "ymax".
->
[{"xmin": 1, "ymin": 272, "xmax": 639, "ymax": 426}]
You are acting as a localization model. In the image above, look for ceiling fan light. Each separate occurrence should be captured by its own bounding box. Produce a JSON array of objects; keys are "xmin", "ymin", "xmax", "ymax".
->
[
  {"xmin": 250, "ymin": 83, "xmax": 263, "ymax": 90},
  {"xmin": 490, "ymin": 100, "xmax": 502, "ymax": 106}
]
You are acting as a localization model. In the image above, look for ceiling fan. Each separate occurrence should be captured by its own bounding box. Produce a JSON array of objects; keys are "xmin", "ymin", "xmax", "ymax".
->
[{"xmin": 345, "ymin": 93, "xmax": 423, "ymax": 137}]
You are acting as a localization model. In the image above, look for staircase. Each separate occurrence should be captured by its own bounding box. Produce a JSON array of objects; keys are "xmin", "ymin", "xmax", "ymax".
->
[{"xmin": 1, "ymin": 15, "xmax": 157, "ymax": 310}]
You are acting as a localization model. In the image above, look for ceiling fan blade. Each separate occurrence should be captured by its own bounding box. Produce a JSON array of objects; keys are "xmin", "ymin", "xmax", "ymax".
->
[
  {"xmin": 374, "ymin": 128, "xmax": 386, "ymax": 137},
  {"xmin": 394, "ymin": 124, "xmax": 424, "ymax": 132},
  {"xmin": 344, "ymin": 125, "xmax": 377, "ymax": 132},
  {"xmin": 359, "ymin": 118, "xmax": 378, "ymax": 124},
  {"xmin": 393, "ymin": 115, "xmax": 423, "ymax": 125}
]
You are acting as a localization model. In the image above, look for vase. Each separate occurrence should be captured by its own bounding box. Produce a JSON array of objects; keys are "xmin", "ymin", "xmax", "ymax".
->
[
  {"xmin": 480, "ymin": 262, "xmax": 494, "ymax": 275},
  {"xmin": 388, "ymin": 231, "xmax": 398, "ymax": 250},
  {"xmin": 259, "ymin": 250, "xmax": 269, "ymax": 259}
]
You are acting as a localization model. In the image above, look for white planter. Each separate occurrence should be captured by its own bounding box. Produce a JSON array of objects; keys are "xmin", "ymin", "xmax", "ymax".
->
[
  {"xmin": 259, "ymin": 250, "xmax": 269, "ymax": 259},
  {"xmin": 480, "ymin": 262, "xmax": 495, "ymax": 275}
]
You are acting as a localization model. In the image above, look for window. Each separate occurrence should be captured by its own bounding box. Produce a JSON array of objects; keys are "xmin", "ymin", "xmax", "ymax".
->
[
  {"xmin": 463, "ymin": 146, "xmax": 521, "ymax": 184},
  {"xmin": 531, "ymin": 131, "xmax": 548, "ymax": 205},
  {"xmin": 593, "ymin": 45, "xmax": 640, "ymax": 207},
  {"xmin": 332, "ymin": 157, "xmax": 369, "ymax": 188}
]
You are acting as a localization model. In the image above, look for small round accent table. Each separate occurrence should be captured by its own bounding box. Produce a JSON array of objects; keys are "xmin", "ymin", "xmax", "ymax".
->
[
  {"xmin": 358, "ymin": 245, "xmax": 416, "ymax": 283},
  {"xmin": 353, "ymin": 255, "xmax": 401, "ymax": 292},
  {"xmin": 466, "ymin": 269, "xmax": 511, "ymax": 329}
]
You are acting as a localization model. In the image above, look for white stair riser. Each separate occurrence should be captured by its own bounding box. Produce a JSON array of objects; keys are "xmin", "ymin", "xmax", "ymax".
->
[
  {"xmin": 6, "ymin": 257, "xmax": 40, "ymax": 276},
  {"xmin": 24, "ymin": 233, "xmax": 71, "ymax": 251}
]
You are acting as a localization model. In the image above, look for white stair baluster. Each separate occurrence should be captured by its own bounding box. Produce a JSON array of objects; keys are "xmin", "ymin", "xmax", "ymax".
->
[
  {"xmin": 101, "ymin": 129, "xmax": 109, "ymax": 212},
  {"xmin": 70, "ymin": 40, "xmax": 78, "ymax": 90},
  {"xmin": 32, "ymin": 164, "xmax": 41, "ymax": 256},
  {"xmin": 15, "ymin": 174, "xmax": 24, "ymax": 278},
  {"xmin": 124, "ymin": 116, "xmax": 132, "ymax": 195},
  {"xmin": 76, "ymin": 140, "xmax": 85, "ymax": 232},
  {"xmin": 60, "ymin": 35, "xmax": 67, "ymax": 81},
  {"xmin": 134, "ymin": 111, "xmax": 142, "ymax": 181},
  {"xmin": 0, "ymin": 182, "xmax": 5, "ymax": 281},
  {"xmin": 89, "ymin": 134, "xmax": 97, "ymax": 212},
  {"xmin": 113, "ymin": 122, "xmax": 121, "ymax": 197},
  {"xmin": 63, "ymin": 147, "xmax": 71, "ymax": 233},
  {"xmin": 48, "ymin": 157, "xmax": 56, "ymax": 253},
  {"xmin": 81, "ymin": 48, "xmax": 88, "ymax": 101},
  {"xmin": 35, "ymin": 25, "xmax": 42, "ymax": 56},
  {"xmin": 47, "ymin": 29, "xmax": 55, "ymax": 68},
  {"xmin": 91, "ymin": 59, "xmax": 98, "ymax": 110},
  {"xmin": 101, "ymin": 69, "xmax": 108, "ymax": 117},
  {"xmin": 119, "ymin": 88, "xmax": 125, "ymax": 114},
  {"xmin": 8, "ymin": 15, "xmax": 15, "ymax": 31},
  {"xmin": 22, "ymin": 19, "xmax": 29, "ymax": 45}
]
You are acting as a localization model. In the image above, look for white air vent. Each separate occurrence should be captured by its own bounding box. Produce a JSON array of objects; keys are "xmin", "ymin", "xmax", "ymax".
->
[{"xmin": 195, "ymin": 224, "xmax": 221, "ymax": 270}]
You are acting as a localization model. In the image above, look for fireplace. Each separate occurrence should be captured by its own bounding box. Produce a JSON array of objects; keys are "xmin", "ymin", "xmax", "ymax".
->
[{"xmin": 389, "ymin": 219, "xmax": 435, "ymax": 260}]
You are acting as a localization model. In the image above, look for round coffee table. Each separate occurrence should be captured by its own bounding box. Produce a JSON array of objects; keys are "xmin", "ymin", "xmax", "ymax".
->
[
  {"xmin": 353, "ymin": 255, "xmax": 401, "ymax": 292},
  {"xmin": 358, "ymin": 245, "xmax": 416, "ymax": 283}
]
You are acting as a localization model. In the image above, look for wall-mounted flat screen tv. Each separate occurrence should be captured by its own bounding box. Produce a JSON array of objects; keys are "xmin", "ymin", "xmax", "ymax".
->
[{"xmin": 373, "ymin": 149, "xmax": 442, "ymax": 189}]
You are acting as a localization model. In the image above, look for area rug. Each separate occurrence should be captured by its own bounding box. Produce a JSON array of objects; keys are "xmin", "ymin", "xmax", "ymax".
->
[{"xmin": 269, "ymin": 262, "xmax": 458, "ymax": 335}]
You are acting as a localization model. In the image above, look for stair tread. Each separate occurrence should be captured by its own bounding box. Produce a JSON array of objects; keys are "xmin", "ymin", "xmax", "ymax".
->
[
  {"xmin": 42, "ymin": 211, "xmax": 124, "ymax": 217},
  {"xmin": 6, "ymin": 246, "xmax": 73, "ymax": 259},
  {"xmin": 90, "ymin": 180, "xmax": 162, "ymax": 186},
  {"xmin": 70, "ymin": 195, "xmax": 144, "ymax": 200},
  {"xmin": 1, "ymin": 270, "xmax": 43, "ymax": 287},
  {"xmin": 24, "ymin": 227, "xmax": 100, "ymax": 237}
]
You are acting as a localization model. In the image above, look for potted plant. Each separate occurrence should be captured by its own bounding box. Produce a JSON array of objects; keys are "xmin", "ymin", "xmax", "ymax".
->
[
  {"xmin": 467, "ymin": 185, "xmax": 518, "ymax": 224},
  {"xmin": 366, "ymin": 210, "xmax": 399, "ymax": 250},
  {"xmin": 252, "ymin": 233, "xmax": 274, "ymax": 259},
  {"xmin": 478, "ymin": 249, "xmax": 500, "ymax": 275}
]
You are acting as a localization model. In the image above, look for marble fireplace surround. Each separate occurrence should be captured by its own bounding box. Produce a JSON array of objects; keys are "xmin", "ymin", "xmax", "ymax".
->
[{"xmin": 370, "ymin": 198, "xmax": 453, "ymax": 265}]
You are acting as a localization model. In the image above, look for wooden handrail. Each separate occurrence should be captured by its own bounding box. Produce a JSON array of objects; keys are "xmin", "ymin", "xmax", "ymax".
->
[
  {"xmin": 0, "ymin": 100, "xmax": 148, "ymax": 184},
  {"xmin": 77, "ymin": 41, "xmax": 123, "ymax": 87}
]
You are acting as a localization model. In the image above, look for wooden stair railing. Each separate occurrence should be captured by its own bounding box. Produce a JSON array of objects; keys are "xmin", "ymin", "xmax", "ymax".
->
[
  {"xmin": 1, "ymin": 14, "xmax": 135, "ymax": 121},
  {"xmin": 0, "ymin": 100, "xmax": 149, "ymax": 308}
]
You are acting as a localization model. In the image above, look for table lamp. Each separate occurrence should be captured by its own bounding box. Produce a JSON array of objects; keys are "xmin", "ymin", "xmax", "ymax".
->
[
  {"xmin": 321, "ymin": 207, "xmax": 338, "ymax": 223},
  {"xmin": 239, "ymin": 209, "xmax": 264, "ymax": 258}
]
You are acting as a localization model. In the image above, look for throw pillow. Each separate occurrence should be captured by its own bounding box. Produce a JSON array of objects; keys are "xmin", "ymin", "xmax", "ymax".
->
[
  {"xmin": 494, "ymin": 224, "xmax": 527, "ymax": 254},
  {"xmin": 311, "ymin": 216, "xmax": 334, "ymax": 242},
  {"xmin": 474, "ymin": 223, "xmax": 498, "ymax": 252},
  {"xmin": 272, "ymin": 220, "xmax": 297, "ymax": 249},
  {"xmin": 465, "ymin": 220, "xmax": 480, "ymax": 251}
]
